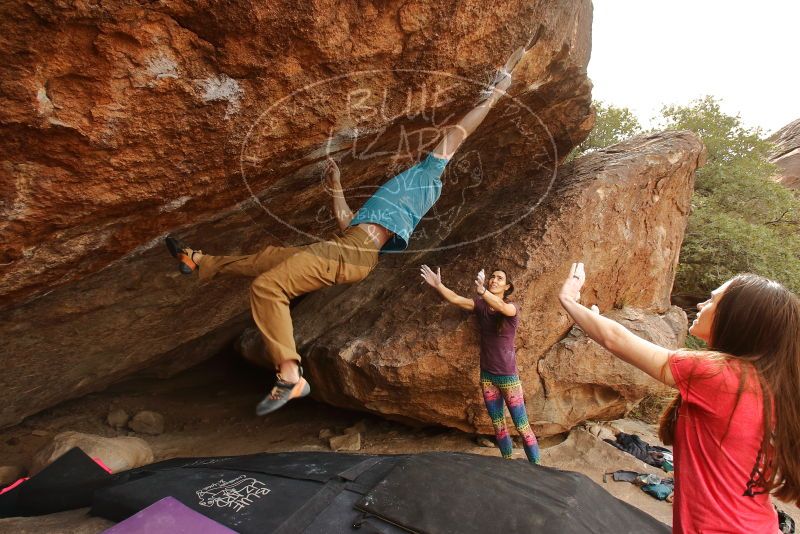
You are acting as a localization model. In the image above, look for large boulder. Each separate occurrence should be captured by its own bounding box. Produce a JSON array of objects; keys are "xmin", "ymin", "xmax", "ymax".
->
[
  {"xmin": 30, "ymin": 431, "xmax": 154, "ymax": 475},
  {"xmin": 534, "ymin": 306, "xmax": 686, "ymax": 435},
  {"xmin": 769, "ymin": 118, "xmax": 800, "ymax": 190},
  {"xmin": 290, "ymin": 130, "xmax": 705, "ymax": 435},
  {"xmin": 0, "ymin": 1, "xmax": 594, "ymax": 427}
]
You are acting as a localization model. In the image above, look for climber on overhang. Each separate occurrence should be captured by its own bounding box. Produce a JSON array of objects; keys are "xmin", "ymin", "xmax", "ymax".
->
[{"xmin": 164, "ymin": 46, "xmax": 527, "ymax": 416}]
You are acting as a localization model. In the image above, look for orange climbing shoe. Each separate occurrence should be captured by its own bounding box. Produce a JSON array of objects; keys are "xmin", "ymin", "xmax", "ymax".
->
[
  {"xmin": 165, "ymin": 235, "xmax": 198, "ymax": 274},
  {"xmin": 255, "ymin": 374, "xmax": 311, "ymax": 416}
]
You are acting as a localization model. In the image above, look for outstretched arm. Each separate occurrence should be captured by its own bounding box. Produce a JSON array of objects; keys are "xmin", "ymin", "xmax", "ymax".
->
[
  {"xmin": 473, "ymin": 269, "xmax": 517, "ymax": 317},
  {"xmin": 421, "ymin": 265, "xmax": 475, "ymax": 311},
  {"xmin": 324, "ymin": 157, "xmax": 354, "ymax": 232},
  {"xmin": 432, "ymin": 47, "xmax": 523, "ymax": 160},
  {"xmin": 431, "ymin": 76, "xmax": 511, "ymax": 161},
  {"xmin": 558, "ymin": 263, "xmax": 676, "ymax": 386}
]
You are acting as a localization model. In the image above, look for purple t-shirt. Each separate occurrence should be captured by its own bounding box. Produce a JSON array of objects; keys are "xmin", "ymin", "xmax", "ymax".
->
[{"xmin": 472, "ymin": 297, "xmax": 519, "ymax": 375}]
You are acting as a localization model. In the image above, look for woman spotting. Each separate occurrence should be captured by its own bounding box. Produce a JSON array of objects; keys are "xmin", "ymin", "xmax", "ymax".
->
[
  {"xmin": 421, "ymin": 265, "xmax": 540, "ymax": 464},
  {"xmin": 559, "ymin": 262, "xmax": 800, "ymax": 533}
]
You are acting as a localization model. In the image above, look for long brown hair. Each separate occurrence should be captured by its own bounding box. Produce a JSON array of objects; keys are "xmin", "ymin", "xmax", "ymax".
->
[
  {"xmin": 658, "ymin": 274, "xmax": 800, "ymax": 504},
  {"xmin": 490, "ymin": 268, "xmax": 514, "ymax": 334}
]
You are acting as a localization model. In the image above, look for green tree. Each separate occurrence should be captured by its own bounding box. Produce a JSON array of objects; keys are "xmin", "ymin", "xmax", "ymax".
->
[
  {"xmin": 571, "ymin": 101, "xmax": 642, "ymax": 158},
  {"xmin": 657, "ymin": 96, "xmax": 800, "ymax": 295}
]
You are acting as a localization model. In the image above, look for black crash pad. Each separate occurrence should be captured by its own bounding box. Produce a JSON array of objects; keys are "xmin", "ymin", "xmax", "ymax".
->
[
  {"xmin": 0, "ymin": 447, "xmax": 112, "ymax": 517},
  {"xmin": 356, "ymin": 452, "xmax": 670, "ymax": 534},
  {"xmin": 88, "ymin": 451, "xmax": 669, "ymax": 533}
]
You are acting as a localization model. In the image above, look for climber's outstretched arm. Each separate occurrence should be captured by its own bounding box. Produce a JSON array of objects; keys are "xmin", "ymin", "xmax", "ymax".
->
[
  {"xmin": 324, "ymin": 157, "xmax": 354, "ymax": 232},
  {"xmin": 431, "ymin": 85, "xmax": 507, "ymax": 161},
  {"xmin": 431, "ymin": 46, "xmax": 523, "ymax": 161}
]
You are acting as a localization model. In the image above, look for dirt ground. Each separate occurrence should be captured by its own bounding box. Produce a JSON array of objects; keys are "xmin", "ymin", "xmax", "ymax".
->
[{"xmin": 1, "ymin": 354, "xmax": 797, "ymax": 533}]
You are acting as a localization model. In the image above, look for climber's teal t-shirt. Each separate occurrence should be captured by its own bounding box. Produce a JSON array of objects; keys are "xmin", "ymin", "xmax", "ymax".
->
[{"xmin": 349, "ymin": 153, "xmax": 448, "ymax": 252}]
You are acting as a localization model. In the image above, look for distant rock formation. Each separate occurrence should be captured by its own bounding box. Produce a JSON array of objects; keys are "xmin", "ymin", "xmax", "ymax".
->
[{"xmin": 769, "ymin": 118, "xmax": 800, "ymax": 190}]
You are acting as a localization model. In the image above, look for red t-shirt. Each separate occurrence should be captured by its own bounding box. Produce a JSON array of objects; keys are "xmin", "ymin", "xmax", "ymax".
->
[{"xmin": 669, "ymin": 352, "xmax": 777, "ymax": 533}]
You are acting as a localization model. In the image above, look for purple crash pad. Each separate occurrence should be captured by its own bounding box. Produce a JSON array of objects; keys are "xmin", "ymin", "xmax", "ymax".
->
[{"xmin": 102, "ymin": 496, "xmax": 236, "ymax": 534}]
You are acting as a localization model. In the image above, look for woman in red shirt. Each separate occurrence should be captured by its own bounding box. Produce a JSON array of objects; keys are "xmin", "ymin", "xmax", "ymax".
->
[{"xmin": 559, "ymin": 263, "xmax": 800, "ymax": 533}]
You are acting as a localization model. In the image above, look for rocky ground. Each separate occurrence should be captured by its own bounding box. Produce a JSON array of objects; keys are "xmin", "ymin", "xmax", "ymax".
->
[{"xmin": 2, "ymin": 353, "xmax": 798, "ymax": 533}]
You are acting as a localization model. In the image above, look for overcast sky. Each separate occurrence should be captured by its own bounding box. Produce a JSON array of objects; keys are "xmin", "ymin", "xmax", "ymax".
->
[{"xmin": 588, "ymin": 1, "xmax": 800, "ymax": 135}]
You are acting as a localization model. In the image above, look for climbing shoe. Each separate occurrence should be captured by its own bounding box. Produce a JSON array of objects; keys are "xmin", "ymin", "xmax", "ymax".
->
[
  {"xmin": 165, "ymin": 235, "xmax": 198, "ymax": 274},
  {"xmin": 477, "ymin": 45, "xmax": 525, "ymax": 102},
  {"xmin": 256, "ymin": 374, "xmax": 311, "ymax": 416}
]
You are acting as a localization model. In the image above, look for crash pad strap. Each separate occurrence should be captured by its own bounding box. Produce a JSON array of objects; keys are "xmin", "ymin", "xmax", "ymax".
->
[
  {"xmin": 272, "ymin": 480, "xmax": 346, "ymax": 534},
  {"xmin": 337, "ymin": 457, "xmax": 384, "ymax": 482}
]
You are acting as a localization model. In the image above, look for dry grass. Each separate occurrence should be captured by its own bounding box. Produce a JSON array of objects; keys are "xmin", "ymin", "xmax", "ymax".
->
[{"xmin": 629, "ymin": 392, "xmax": 678, "ymax": 425}]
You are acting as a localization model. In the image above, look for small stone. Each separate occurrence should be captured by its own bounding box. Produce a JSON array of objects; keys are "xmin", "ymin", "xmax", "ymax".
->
[
  {"xmin": 31, "ymin": 430, "xmax": 48, "ymax": 437},
  {"xmin": 328, "ymin": 432, "xmax": 361, "ymax": 452},
  {"xmin": 200, "ymin": 417, "xmax": 211, "ymax": 424},
  {"xmin": 107, "ymin": 408, "xmax": 130, "ymax": 429},
  {"xmin": 128, "ymin": 411, "xmax": 165, "ymax": 435},
  {"xmin": 0, "ymin": 465, "xmax": 25, "ymax": 487},
  {"xmin": 6, "ymin": 437, "xmax": 19, "ymax": 446},
  {"xmin": 476, "ymin": 436, "xmax": 495, "ymax": 448},
  {"xmin": 343, "ymin": 420, "xmax": 367, "ymax": 435},
  {"xmin": 318, "ymin": 428, "xmax": 335, "ymax": 440}
]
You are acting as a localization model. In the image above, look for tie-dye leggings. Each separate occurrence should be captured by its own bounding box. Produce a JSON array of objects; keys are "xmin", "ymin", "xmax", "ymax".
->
[{"xmin": 480, "ymin": 370, "xmax": 540, "ymax": 464}]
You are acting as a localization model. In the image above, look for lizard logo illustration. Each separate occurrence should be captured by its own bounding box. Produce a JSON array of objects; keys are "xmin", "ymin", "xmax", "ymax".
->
[{"xmin": 196, "ymin": 475, "xmax": 271, "ymax": 512}]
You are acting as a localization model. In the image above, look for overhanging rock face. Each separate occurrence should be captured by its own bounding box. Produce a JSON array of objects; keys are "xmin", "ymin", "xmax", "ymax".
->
[
  {"xmin": 291, "ymin": 131, "xmax": 705, "ymax": 435},
  {"xmin": 0, "ymin": 1, "xmax": 593, "ymax": 427}
]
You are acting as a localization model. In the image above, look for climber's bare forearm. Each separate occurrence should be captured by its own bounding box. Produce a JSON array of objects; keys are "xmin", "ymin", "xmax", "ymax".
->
[
  {"xmin": 335, "ymin": 211, "xmax": 354, "ymax": 232},
  {"xmin": 330, "ymin": 190, "xmax": 354, "ymax": 232},
  {"xmin": 432, "ymin": 95, "xmax": 498, "ymax": 160}
]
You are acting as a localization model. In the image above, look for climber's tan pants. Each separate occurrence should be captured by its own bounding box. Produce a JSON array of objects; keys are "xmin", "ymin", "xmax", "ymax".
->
[{"xmin": 199, "ymin": 226, "xmax": 380, "ymax": 367}]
